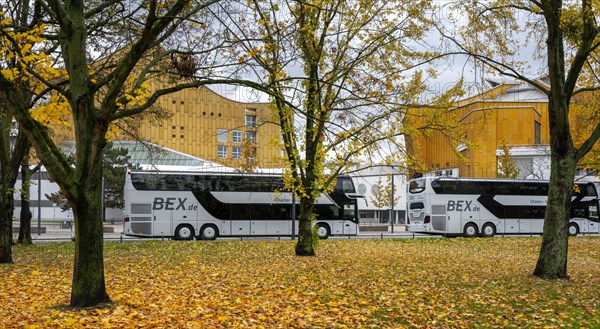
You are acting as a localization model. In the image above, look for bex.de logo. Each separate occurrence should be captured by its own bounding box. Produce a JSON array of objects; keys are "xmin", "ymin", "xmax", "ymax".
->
[{"xmin": 153, "ymin": 197, "xmax": 198, "ymax": 211}]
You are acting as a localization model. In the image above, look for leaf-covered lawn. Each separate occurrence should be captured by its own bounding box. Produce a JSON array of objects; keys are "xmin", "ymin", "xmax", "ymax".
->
[{"xmin": 1, "ymin": 237, "xmax": 599, "ymax": 328}]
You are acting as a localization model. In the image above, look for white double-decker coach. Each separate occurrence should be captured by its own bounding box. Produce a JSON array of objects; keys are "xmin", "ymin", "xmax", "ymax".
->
[
  {"xmin": 407, "ymin": 176, "xmax": 600, "ymax": 237},
  {"xmin": 123, "ymin": 170, "xmax": 361, "ymax": 240}
]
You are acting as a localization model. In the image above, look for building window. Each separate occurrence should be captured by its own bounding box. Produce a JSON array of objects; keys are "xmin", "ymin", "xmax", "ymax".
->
[
  {"xmin": 245, "ymin": 115, "xmax": 256, "ymax": 128},
  {"xmin": 245, "ymin": 131, "xmax": 256, "ymax": 144},
  {"xmin": 218, "ymin": 146, "xmax": 228, "ymax": 158},
  {"xmin": 534, "ymin": 121, "xmax": 541, "ymax": 144},
  {"xmin": 217, "ymin": 129, "xmax": 228, "ymax": 143},
  {"xmin": 232, "ymin": 146, "xmax": 242, "ymax": 159},
  {"xmin": 232, "ymin": 130, "xmax": 242, "ymax": 143}
]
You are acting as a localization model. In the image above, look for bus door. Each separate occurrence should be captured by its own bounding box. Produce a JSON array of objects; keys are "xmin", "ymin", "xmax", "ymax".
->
[
  {"xmin": 589, "ymin": 204, "xmax": 599, "ymax": 233},
  {"xmin": 342, "ymin": 203, "xmax": 358, "ymax": 235}
]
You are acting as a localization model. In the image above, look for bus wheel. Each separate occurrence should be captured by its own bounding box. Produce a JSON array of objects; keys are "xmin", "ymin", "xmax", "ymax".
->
[
  {"xmin": 175, "ymin": 225, "xmax": 194, "ymax": 240},
  {"xmin": 316, "ymin": 224, "xmax": 330, "ymax": 240},
  {"xmin": 463, "ymin": 223, "xmax": 478, "ymax": 238},
  {"xmin": 568, "ymin": 223, "xmax": 579, "ymax": 237},
  {"xmin": 481, "ymin": 223, "xmax": 496, "ymax": 237},
  {"xmin": 200, "ymin": 225, "xmax": 219, "ymax": 240}
]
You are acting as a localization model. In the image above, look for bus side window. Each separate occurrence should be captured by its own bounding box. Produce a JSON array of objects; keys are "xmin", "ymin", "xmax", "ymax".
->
[
  {"xmin": 215, "ymin": 180, "xmax": 230, "ymax": 191},
  {"xmin": 532, "ymin": 207, "xmax": 545, "ymax": 218},
  {"xmin": 495, "ymin": 182, "xmax": 513, "ymax": 195},
  {"xmin": 443, "ymin": 183, "xmax": 457, "ymax": 194},
  {"xmin": 194, "ymin": 177, "xmax": 211, "ymax": 191},
  {"xmin": 343, "ymin": 178, "xmax": 355, "ymax": 193},
  {"xmin": 590, "ymin": 205, "xmax": 598, "ymax": 220},
  {"xmin": 572, "ymin": 207, "xmax": 585, "ymax": 218},
  {"xmin": 282, "ymin": 206, "xmax": 291, "ymax": 220},
  {"xmin": 480, "ymin": 182, "xmax": 494, "ymax": 195},
  {"xmin": 145, "ymin": 175, "xmax": 160, "ymax": 190},
  {"xmin": 217, "ymin": 178, "xmax": 232, "ymax": 191},
  {"xmin": 315, "ymin": 205, "xmax": 337, "ymax": 220},
  {"xmin": 343, "ymin": 204, "xmax": 356, "ymax": 220},
  {"xmin": 410, "ymin": 202, "xmax": 424, "ymax": 210},
  {"xmin": 166, "ymin": 175, "xmax": 187, "ymax": 191},
  {"xmin": 154, "ymin": 177, "xmax": 167, "ymax": 190}
]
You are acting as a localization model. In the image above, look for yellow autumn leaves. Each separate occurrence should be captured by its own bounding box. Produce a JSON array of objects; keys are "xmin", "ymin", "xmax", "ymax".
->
[
  {"xmin": 0, "ymin": 19, "xmax": 70, "ymax": 127},
  {"xmin": 1, "ymin": 237, "xmax": 599, "ymax": 328},
  {"xmin": 1, "ymin": 14, "xmax": 152, "ymax": 133}
]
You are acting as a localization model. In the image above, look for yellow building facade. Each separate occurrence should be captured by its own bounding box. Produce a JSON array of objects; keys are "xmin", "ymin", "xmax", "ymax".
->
[
  {"xmin": 406, "ymin": 79, "xmax": 552, "ymax": 178},
  {"xmin": 129, "ymin": 86, "xmax": 283, "ymax": 168}
]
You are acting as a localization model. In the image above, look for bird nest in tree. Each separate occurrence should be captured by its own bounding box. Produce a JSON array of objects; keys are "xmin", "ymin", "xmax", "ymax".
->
[{"xmin": 170, "ymin": 53, "xmax": 197, "ymax": 77}]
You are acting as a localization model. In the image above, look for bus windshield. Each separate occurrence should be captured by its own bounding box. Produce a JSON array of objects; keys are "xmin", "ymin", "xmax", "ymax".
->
[{"xmin": 409, "ymin": 179, "xmax": 426, "ymax": 194}]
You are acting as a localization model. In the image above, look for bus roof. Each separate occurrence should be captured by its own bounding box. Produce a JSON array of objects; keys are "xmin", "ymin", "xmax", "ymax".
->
[{"xmin": 416, "ymin": 176, "xmax": 596, "ymax": 185}]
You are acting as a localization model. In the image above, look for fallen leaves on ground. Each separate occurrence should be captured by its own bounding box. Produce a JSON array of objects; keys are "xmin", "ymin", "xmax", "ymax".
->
[{"xmin": 1, "ymin": 237, "xmax": 599, "ymax": 328}]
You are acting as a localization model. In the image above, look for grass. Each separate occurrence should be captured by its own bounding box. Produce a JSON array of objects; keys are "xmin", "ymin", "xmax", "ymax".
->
[{"xmin": 1, "ymin": 237, "xmax": 599, "ymax": 328}]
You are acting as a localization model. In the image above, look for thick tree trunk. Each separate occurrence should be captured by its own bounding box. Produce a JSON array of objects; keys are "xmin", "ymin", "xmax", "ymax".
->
[
  {"xmin": 0, "ymin": 133, "xmax": 27, "ymax": 263},
  {"xmin": 0, "ymin": 191, "xmax": 15, "ymax": 263},
  {"xmin": 18, "ymin": 159, "xmax": 33, "ymax": 245},
  {"xmin": 295, "ymin": 200, "xmax": 316, "ymax": 256},
  {"xmin": 69, "ymin": 182, "xmax": 110, "ymax": 307},
  {"xmin": 533, "ymin": 152, "xmax": 577, "ymax": 279}
]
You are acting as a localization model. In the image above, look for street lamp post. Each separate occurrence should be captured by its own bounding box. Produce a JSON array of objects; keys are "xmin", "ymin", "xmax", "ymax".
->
[
  {"xmin": 390, "ymin": 171, "xmax": 395, "ymax": 234},
  {"xmin": 291, "ymin": 192, "xmax": 296, "ymax": 240},
  {"xmin": 102, "ymin": 176, "xmax": 106, "ymax": 222},
  {"xmin": 38, "ymin": 168, "xmax": 41, "ymax": 236}
]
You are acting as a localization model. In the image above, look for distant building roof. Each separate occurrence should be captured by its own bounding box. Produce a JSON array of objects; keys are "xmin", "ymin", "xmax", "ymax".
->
[
  {"xmin": 493, "ymin": 84, "xmax": 548, "ymax": 102},
  {"xmin": 111, "ymin": 141, "xmax": 224, "ymax": 168},
  {"xmin": 485, "ymin": 77, "xmax": 519, "ymax": 87},
  {"xmin": 486, "ymin": 77, "xmax": 549, "ymax": 102},
  {"xmin": 60, "ymin": 141, "xmax": 230, "ymax": 170}
]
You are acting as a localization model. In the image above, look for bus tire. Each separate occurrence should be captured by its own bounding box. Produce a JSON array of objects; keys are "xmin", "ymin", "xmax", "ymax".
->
[
  {"xmin": 463, "ymin": 223, "xmax": 478, "ymax": 238},
  {"xmin": 481, "ymin": 223, "xmax": 496, "ymax": 237},
  {"xmin": 175, "ymin": 224, "xmax": 195, "ymax": 240},
  {"xmin": 316, "ymin": 223, "xmax": 331, "ymax": 240},
  {"xmin": 200, "ymin": 225, "xmax": 219, "ymax": 240},
  {"xmin": 568, "ymin": 223, "xmax": 579, "ymax": 237}
]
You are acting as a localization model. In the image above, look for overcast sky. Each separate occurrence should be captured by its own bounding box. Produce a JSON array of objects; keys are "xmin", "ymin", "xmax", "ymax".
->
[{"xmin": 210, "ymin": 0, "xmax": 548, "ymax": 104}]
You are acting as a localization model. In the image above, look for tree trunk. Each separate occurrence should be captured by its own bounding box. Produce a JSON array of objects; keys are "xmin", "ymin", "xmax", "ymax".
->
[
  {"xmin": 18, "ymin": 157, "xmax": 33, "ymax": 245},
  {"xmin": 69, "ymin": 181, "xmax": 110, "ymax": 307},
  {"xmin": 0, "ymin": 131, "xmax": 28, "ymax": 263},
  {"xmin": 0, "ymin": 189, "xmax": 15, "ymax": 263},
  {"xmin": 533, "ymin": 151, "xmax": 577, "ymax": 279},
  {"xmin": 533, "ymin": 3, "xmax": 577, "ymax": 280},
  {"xmin": 295, "ymin": 200, "xmax": 316, "ymax": 256}
]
